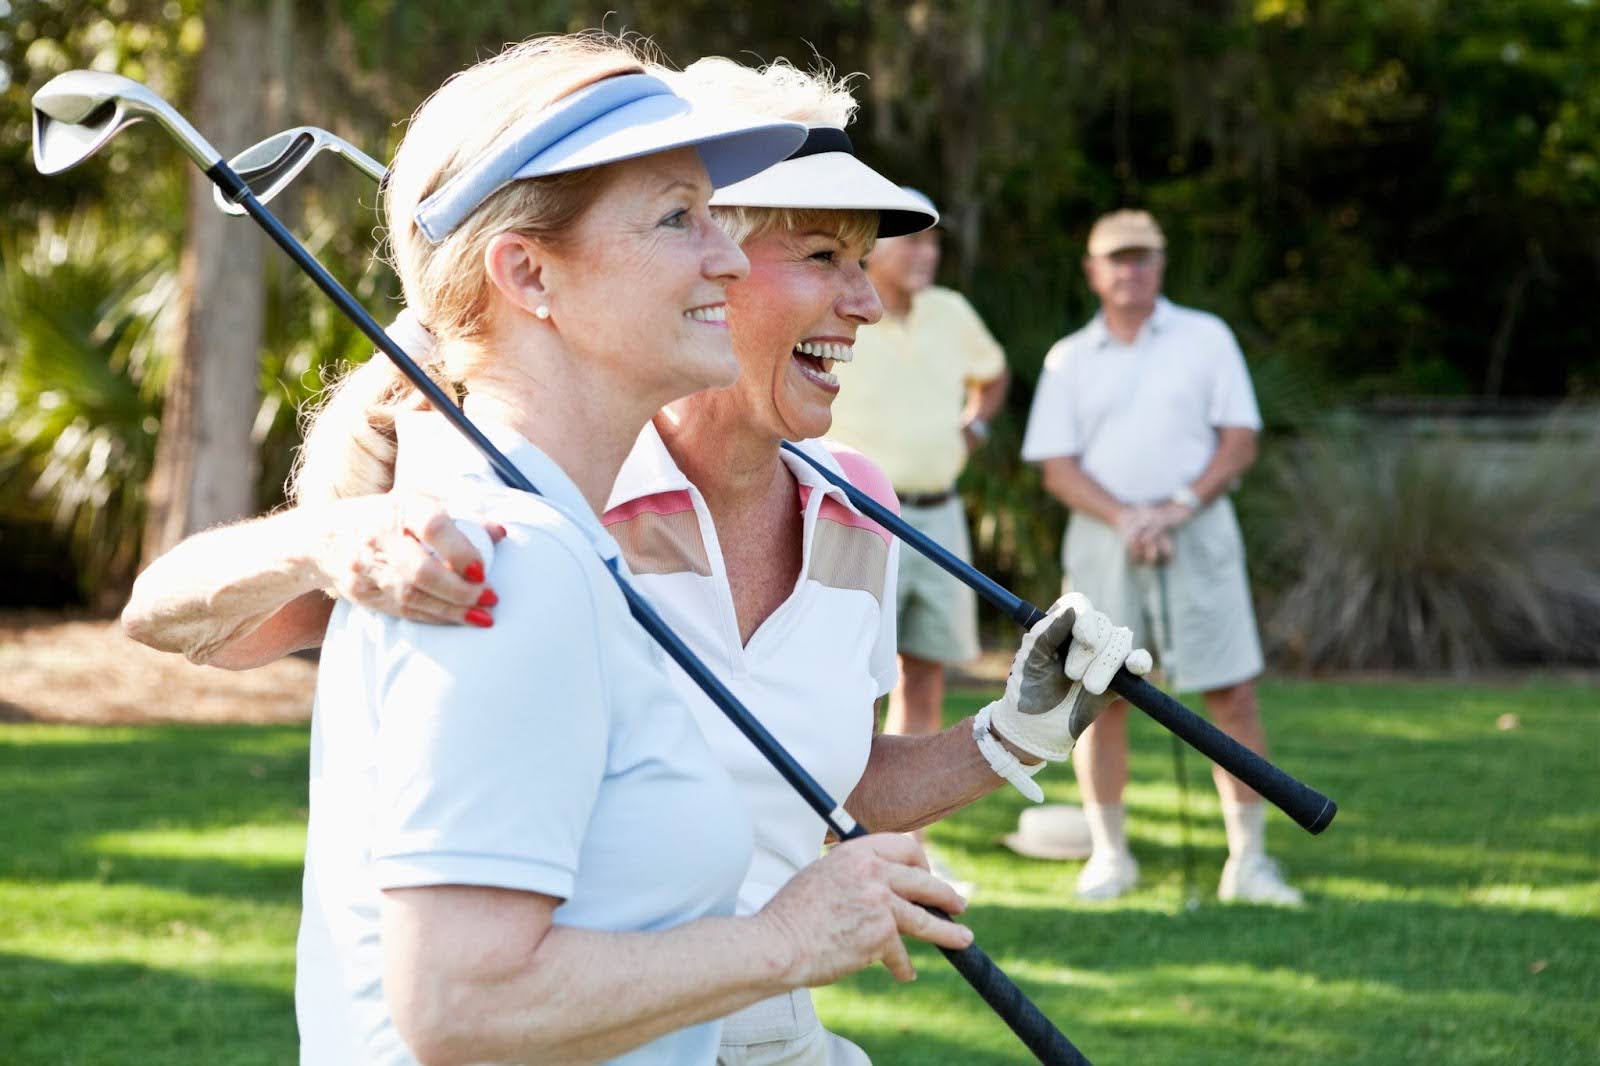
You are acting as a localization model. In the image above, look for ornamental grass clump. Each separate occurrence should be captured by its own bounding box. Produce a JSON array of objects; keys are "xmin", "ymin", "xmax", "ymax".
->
[{"xmin": 1253, "ymin": 417, "xmax": 1600, "ymax": 672}]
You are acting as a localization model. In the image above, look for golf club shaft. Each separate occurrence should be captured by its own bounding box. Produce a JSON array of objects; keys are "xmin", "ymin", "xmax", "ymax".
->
[
  {"xmin": 780, "ymin": 443, "xmax": 1337, "ymax": 835},
  {"xmin": 206, "ymin": 163, "xmax": 1090, "ymax": 1066}
]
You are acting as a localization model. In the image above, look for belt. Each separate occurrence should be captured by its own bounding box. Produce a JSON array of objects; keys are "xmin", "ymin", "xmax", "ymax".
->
[{"xmin": 897, "ymin": 489, "xmax": 955, "ymax": 508}]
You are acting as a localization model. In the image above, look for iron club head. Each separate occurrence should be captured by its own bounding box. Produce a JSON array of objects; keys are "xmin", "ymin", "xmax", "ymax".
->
[
  {"xmin": 32, "ymin": 70, "xmax": 222, "ymax": 176},
  {"xmin": 212, "ymin": 126, "xmax": 388, "ymax": 216}
]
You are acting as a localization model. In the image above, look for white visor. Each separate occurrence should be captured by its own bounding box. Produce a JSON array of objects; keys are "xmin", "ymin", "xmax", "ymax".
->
[
  {"xmin": 416, "ymin": 74, "xmax": 806, "ymax": 243},
  {"xmin": 710, "ymin": 128, "xmax": 939, "ymax": 238}
]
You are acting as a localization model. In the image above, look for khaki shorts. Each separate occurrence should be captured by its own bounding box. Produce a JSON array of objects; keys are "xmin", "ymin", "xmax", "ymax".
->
[
  {"xmin": 717, "ymin": 989, "xmax": 870, "ymax": 1066},
  {"xmin": 895, "ymin": 496, "xmax": 981, "ymax": 664},
  {"xmin": 1062, "ymin": 498, "xmax": 1263, "ymax": 693}
]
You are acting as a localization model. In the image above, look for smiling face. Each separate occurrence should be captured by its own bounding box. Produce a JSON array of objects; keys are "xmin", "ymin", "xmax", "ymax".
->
[
  {"xmin": 536, "ymin": 148, "xmax": 751, "ymax": 404},
  {"xmin": 717, "ymin": 211, "xmax": 883, "ymax": 441}
]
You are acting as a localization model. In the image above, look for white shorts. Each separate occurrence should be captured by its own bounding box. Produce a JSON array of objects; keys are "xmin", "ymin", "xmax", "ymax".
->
[
  {"xmin": 1062, "ymin": 498, "xmax": 1263, "ymax": 693},
  {"xmin": 717, "ymin": 989, "xmax": 870, "ymax": 1066}
]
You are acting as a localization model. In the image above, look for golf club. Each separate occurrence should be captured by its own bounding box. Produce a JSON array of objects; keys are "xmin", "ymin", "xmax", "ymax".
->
[
  {"xmin": 211, "ymin": 126, "xmax": 385, "ymax": 216},
  {"xmin": 209, "ymin": 123, "xmax": 1340, "ymax": 837},
  {"xmin": 33, "ymin": 70, "xmax": 1091, "ymax": 1066}
]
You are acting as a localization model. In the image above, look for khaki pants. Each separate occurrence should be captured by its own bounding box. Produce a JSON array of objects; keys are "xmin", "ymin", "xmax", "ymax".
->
[{"xmin": 717, "ymin": 989, "xmax": 871, "ymax": 1066}]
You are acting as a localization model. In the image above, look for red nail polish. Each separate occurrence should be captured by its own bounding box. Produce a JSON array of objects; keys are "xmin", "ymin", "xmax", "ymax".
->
[
  {"xmin": 475, "ymin": 588, "xmax": 499, "ymax": 608},
  {"xmin": 463, "ymin": 561, "xmax": 485, "ymax": 583},
  {"xmin": 466, "ymin": 608, "xmax": 493, "ymax": 628}
]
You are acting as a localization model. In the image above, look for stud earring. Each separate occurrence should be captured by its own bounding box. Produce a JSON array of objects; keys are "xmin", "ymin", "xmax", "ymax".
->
[{"xmin": 535, "ymin": 304, "xmax": 551, "ymax": 321}]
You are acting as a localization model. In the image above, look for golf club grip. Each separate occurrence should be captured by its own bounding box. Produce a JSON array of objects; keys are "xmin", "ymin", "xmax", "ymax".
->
[
  {"xmin": 1107, "ymin": 670, "xmax": 1337, "ymax": 834},
  {"xmin": 935, "ymin": 930, "xmax": 1093, "ymax": 1066}
]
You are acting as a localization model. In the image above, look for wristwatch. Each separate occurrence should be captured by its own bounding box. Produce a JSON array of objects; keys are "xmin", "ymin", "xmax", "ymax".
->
[
  {"xmin": 1170, "ymin": 485, "xmax": 1201, "ymax": 511},
  {"xmin": 964, "ymin": 417, "xmax": 990, "ymax": 443}
]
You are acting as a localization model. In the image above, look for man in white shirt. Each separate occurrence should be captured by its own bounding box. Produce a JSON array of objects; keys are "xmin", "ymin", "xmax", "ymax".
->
[{"xmin": 1021, "ymin": 210, "xmax": 1301, "ymax": 905}]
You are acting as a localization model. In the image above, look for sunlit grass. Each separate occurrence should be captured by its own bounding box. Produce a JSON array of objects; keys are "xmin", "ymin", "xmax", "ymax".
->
[{"xmin": 1, "ymin": 682, "xmax": 1596, "ymax": 1063}]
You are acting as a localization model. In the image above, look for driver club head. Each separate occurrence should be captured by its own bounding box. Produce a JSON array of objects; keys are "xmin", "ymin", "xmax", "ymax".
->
[
  {"xmin": 212, "ymin": 126, "xmax": 387, "ymax": 216},
  {"xmin": 32, "ymin": 69, "xmax": 222, "ymax": 175}
]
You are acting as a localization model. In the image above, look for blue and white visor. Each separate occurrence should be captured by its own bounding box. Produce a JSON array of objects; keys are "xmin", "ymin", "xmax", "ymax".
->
[
  {"xmin": 415, "ymin": 73, "xmax": 807, "ymax": 243},
  {"xmin": 709, "ymin": 127, "xmax": 939, "ymax": 238}
]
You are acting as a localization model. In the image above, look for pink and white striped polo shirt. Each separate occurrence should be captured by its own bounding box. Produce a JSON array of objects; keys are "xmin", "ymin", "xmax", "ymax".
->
[{"xmin": 604, "ymin": 423, "xmax": 901, "ymax": 915}]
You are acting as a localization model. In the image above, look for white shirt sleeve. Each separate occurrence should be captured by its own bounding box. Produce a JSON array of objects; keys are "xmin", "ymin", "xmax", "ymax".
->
[
  {"xmin": 1021, "ymin": 341, "xmax": 1082, "ymax": 461},
  {"xmin": 369, "ymin": 528, "xmax": 609, "ymax": 900},
  {"xmin": 1207, "ymin": 323, "xmax": 1263, "ymax": 430}
]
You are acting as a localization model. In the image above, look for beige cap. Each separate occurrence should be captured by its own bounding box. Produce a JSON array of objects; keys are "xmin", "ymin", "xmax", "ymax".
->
[
  {"xmin": 999, "ymin": 804, "xmax": 1093, "ymax": 861},
  {"xmin": 1087, "ymin": 209, "xmax": 1165, "ymax": 256}
]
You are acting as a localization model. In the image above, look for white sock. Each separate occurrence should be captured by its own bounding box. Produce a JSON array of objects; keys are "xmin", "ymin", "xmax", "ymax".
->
[
  {"xmin": 1221, "ymin": 800, "xmax": 1266, "ymax": 859},
  {"xmin": 1083, "ymin": 803, "xmax": 1130, "ymax": 859}
]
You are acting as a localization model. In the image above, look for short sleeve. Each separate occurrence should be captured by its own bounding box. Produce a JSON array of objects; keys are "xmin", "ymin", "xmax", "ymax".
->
[
  {"xmin": 369, "ymin": 527, "xmax": 610, "ymax": 900},
  {"xmin": 870, "ymin": 536, "xmax": 900, "ymax": 696},
  {"xmin": 1207, "ymin": 324, "xmax": 1262, "ymax": 430},
  {"xmin": 943, "ymin": 290, "xmax": 1006, "ymax": 384},
  {"xmin": 823, "ymin": 443, "xmax": 902, "ymax": 698},
  {"xmin": 1021, "ymin": 341, "xmax": 1082, "ymax": 461}
]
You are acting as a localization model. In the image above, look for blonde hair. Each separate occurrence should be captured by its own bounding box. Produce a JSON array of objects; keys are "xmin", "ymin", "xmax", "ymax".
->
[
  {"xmin": 667, "ymin": 57, "xmax": 877, "ymax": 250},
  {"xmin": 290, "ymin": 34, "xmax": 650, "ymax": 505}
]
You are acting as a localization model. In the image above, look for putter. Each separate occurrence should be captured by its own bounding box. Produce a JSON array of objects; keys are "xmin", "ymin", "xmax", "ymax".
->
[
  {"xmin": 211, "ymin": 123, "xmax": 1340, "ymax": 837},
  {"xmin": 33, "ymin": 71, "xmax": 1091, "ymax": 1066}
]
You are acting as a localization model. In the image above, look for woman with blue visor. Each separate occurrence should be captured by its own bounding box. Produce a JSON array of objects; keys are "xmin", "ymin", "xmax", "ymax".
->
[{"xmin": 123, "ymin": 42, "xmax": 1149, "ymax": 1066}]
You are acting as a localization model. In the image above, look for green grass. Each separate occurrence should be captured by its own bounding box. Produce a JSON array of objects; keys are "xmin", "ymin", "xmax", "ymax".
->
[{"xmin": 3, "ymin": 681, "xmax": 1597, "ymax": 1063}]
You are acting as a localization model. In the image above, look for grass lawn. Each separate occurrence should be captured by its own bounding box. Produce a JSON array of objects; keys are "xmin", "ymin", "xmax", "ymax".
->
[{"xmin": 2, "ymin": 679, "xmax": 1597, "ymax": 1064}]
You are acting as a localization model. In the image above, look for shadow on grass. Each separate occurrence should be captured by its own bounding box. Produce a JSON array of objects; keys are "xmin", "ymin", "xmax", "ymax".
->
[
  {"xmin": 0, "ymin": 951, "xmax": 296, "ymax": 1065},
  {"xmin": 824, "ymin": 892, "xmax": 1599, "ymax": 1064},
  {"xmin": 1, "ymin": 726, "xmax": 309, "ymax": 903}
]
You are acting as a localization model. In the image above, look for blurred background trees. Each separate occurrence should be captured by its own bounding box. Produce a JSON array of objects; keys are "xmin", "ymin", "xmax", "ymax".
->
[{"xmin": 3, "ymin": 0, "xmax": 1597, "ymax": 665}]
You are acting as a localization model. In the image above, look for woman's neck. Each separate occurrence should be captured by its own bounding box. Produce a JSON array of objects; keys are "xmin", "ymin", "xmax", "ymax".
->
[
  {"xmin": 654, "ymin": 397, "xmax": 790, "ymax": 516},
  {"xmin": 463, "ymin": 345, "xmax": 662, "ymax": 516}
]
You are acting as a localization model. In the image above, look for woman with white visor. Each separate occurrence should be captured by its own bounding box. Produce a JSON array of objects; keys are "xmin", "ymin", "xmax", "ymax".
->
[
  {"xmin": 233, "ymin": 35, "xmax": 987, "ymax": 1065},
  {"xmin": 123, "ymin": 52, "xmax": 1151, "ymax": 1065}
]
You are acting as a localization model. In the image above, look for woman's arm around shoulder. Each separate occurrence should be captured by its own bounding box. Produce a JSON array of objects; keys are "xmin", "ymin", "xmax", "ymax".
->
[{"xmin": 122, "ymin": 493, "xmax": 501, "ymax": 669}]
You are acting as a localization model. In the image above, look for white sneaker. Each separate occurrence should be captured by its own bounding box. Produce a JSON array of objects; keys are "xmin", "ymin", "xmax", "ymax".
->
[
  {"xmin": 1075, "ymin": 850, "xmax": 1139, "ymax": 901},
  {"xmin": 1218, "ymin": 852, "xmax": 1303, "ymax": 905}
]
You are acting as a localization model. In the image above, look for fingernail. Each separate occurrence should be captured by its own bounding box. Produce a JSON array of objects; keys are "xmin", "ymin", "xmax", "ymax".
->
[
  {"xmin": 465, "ymin": 608, "xmax": 493, "ymax": 628},
  {"xmin": 487, "ymin": 522, "xmax": 507, "ymax": 541},
  {"xmin": 463, "ymin": 561, "xmax": 485, "ymax": 583},
  {"xmin": 475, "ymin": 587, "xmax": 499, "ymax": 608}
]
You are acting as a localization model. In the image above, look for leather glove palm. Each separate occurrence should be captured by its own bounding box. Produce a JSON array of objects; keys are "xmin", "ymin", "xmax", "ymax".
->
[{"xmin": 987, "ymin": 592, "xmax": 1153, "ymax": 762}]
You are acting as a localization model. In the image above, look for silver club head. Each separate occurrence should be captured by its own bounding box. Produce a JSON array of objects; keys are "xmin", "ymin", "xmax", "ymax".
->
[
  {"xmin": 32, "ymin": 70, "xmax": 221, "ymax": 175},
  {"xmin": 212, "ymin": 126, "xmax": 389, "ymax": 216}
]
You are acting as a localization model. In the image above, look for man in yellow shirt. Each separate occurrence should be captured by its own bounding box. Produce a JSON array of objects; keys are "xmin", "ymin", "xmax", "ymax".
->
[{"xmin": 828, "ymin": 190, "xmax": 1009, "ymax": 860}]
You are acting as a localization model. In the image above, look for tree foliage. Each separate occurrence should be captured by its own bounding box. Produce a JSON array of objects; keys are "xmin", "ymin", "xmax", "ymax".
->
[{"xmin": 4, "ymin": 1, "xmax": 1598, "ymax": 624}]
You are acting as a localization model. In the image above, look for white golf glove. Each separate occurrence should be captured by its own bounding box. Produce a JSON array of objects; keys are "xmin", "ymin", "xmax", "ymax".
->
[{"xmin": 984, "ymin": 592, "xmax": 1153, "ymax": 764}]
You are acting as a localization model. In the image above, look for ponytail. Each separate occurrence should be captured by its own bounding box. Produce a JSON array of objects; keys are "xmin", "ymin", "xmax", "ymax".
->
[{"xmin": 288, "ymin": 312, "xmax": 453, "ymax": 504}]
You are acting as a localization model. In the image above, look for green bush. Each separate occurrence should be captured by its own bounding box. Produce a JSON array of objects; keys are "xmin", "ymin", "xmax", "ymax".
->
[
  {"xmin": 0, "ymin": 213, "xmax": 174, "ymax": 604},
  {"xmin": 1246, "ymin": 414, "xmax": 1600, "ymax": 671}
]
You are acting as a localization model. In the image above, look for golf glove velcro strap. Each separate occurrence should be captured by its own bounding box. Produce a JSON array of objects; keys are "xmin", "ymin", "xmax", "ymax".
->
[
  {"xmin": 989, "ymin": 592, "xmax": 1153, "ymax": 763},
  {"xmin": 973, "ymin": 702, "xmax": 1046, "ymax": 802}
]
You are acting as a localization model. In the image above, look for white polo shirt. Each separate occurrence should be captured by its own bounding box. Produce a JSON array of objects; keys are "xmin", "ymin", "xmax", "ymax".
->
[
  {"xmin": 1021, "ymin": 298, "xmax": 1261, "ymax": 503},
  {"xmin": 604, "ymin": 424, "xmax": 900, "ymax": 914},
  {"xmin": 297, "ymin": 409, "xmax": 752, "ymax": 1066}
]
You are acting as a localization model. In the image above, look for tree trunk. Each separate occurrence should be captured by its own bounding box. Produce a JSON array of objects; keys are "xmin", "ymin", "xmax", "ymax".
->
[{"xmin": 139, "ymin": 5, "xmax": 271, "ymax": 567}]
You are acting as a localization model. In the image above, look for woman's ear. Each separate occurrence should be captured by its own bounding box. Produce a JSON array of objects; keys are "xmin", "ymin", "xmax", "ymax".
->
[{"xmin": 483, "ymin": 232, "xmax": 551, "ymax": 320}]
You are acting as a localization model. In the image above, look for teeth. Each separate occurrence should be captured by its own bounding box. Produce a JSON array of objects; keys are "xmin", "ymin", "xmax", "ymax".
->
[
  {"xmin": 686, "ymin": 305, "xmax": 727, "ymax": 322},
  {"xmin": 794, "ymin": 341, "xmax": 853, "ymax": 363},
  {"xmin": 794, "ymin": 359, "xmax": 839, "ymax": 388}
]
